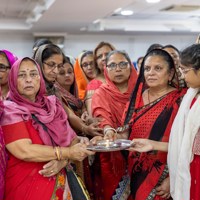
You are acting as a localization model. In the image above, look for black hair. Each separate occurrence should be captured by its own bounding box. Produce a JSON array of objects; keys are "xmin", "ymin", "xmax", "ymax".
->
[
  {"xmin": 32, "ymin": 38, "xmax": 53, "ymax": 58},
  {"xmin": 124, "ymin": 49, "xmax": 176, "ymax": 125},
  {"xmin": 180, "ymin": 44, "xmax": 200, "ymax": 70},
  {"xmin": 162, "ymin": 45, "xmax": 180, "ymax": 55},
  {"xmin": 146, "ymin": 43, "xmax": 163, "ymax": 54}
]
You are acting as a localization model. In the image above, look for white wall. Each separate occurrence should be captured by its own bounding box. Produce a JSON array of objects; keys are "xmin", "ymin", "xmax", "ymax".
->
[{"xmin": 0, "ymin": 32, "xmax": 197, "ymax": 62}]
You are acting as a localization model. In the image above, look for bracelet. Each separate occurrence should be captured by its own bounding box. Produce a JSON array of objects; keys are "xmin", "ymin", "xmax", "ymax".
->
[
  {"xmin": 54, "ymin": 146, "xmax": 62, "ymax": 161},
  {"xmin": 103, "ymin": 127, "xmax": 117, "ymax": 135}
]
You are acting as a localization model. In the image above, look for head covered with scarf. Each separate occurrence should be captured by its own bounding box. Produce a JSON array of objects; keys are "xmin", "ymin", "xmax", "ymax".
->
[
  {"xmin": 92, "ymin": 50, "xmax": 138, "ymax": 128},
  {"xmin": 1, "ymin": 57, "xmax": 76, "ymax": 147},
  {"xmin": 0, "ymin": 49, "xmax": 18, "ymax": 67},
  {"xmin": 33, "ymin": 43, "xmax": 64, "ymax": 95}
]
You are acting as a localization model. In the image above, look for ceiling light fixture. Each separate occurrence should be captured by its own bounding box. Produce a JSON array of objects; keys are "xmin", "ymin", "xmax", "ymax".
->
[
  {"xmin": 146, "ymin": 0, "xmax": 161, "ymax": 3},
  {"xmin": 93, "ymin": 19, "xmax": 100, "ymax": 24},
  {"xmin": 120, "ymin": 10, "xmax": 134, "ymax": 16},
  {"xmin": 114, "ymin": 8, "xmax": 122, "ymax": 13}
]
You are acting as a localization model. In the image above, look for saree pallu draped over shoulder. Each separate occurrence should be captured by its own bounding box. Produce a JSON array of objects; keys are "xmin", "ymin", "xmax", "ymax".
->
[{"xmin": 127, "ymin": 89, "xmax": 186, "ymax": 200}]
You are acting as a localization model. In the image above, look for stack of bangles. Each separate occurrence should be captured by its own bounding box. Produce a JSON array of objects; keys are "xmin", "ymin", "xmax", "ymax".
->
[{"xmin": 103, "ymin": 127, "xmax": 117, "ymax": 135}]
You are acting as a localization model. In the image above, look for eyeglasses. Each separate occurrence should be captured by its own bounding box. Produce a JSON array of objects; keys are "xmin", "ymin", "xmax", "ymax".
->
[
  {"xmin": 81, "ymin": 61, "xmax": 94, "ymax": 68},
  {"xmin": 43, "ymin": 62, "xmax": 63, "ymax": 70},
  {"xmin": 18, "ymin": 72, "xmax": 39, "ymax": 80},
  {"xmin": 179, "ymin": 67, "xmax": 194, "ymax": 74},
  {"xmin": 0, "ymin": 63, "xmax": 10, "ymax": 72},
  {"xmin": 107, "ymin": 61, "xmax": 129, "ymax": 71}
]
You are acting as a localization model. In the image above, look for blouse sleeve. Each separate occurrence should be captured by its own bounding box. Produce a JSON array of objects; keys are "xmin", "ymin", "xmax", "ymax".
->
[
  {"xmin": 92, "ymin": 89, "xmax": 114, "ymax": 128},
  {"xmin": 2, "ymin": 121, "xmax": 30, "ymax": 145}
]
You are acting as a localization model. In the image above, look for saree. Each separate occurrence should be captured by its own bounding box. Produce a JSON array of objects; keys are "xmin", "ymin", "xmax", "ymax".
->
[
  {"xmin": 92, "ymin": 66, "xmax": 138, "ymax": 199},
  {"xmin": 0, "ymin": 97, "xmax": 6, "ymax": 200},
  {"xmin": 54, "ymin": 81, "xmax": 83, "ymax": 117},
  {"xmin": 73, "ymin": 53, "xmax": 89, "ymax": 100},
  {"xmin": 0, "ymin": 57, "xmax": 77, "ymax": 199},
  {"xmin": 0, "ymin": 129, "xmax": 6, "ymax": 200},
  {"xmin": 125, "ymin": 89, "xmax": 186, "ymax": 200}
]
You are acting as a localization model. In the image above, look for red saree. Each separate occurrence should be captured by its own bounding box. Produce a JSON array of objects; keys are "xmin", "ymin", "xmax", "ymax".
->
[
  {"xmin": 2, "ymin": 120, "xmax": 64, "ymax": 200},
  {"xmin": 92, "ymin": 66, "xmax": 138, "ymax": 199},
  {"xmin": 0, "ymin": 127, "xmax": 6, "ymax": 200},
  {"xmin": 126, "ymin": 89, "xmax": 186, "ymax": 200}
]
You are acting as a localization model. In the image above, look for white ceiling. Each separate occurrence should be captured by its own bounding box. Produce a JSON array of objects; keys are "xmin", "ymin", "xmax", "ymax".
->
[{"xmin": 1, "ymin": 0, "xmax": 200, "ymax": 36}]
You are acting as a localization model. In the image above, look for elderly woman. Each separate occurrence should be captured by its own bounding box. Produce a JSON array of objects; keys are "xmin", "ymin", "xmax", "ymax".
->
[
  {"xmin": 0, "ymin": 94, "xmax": 6, "ymax": 200},
  {"xmin": 33, "ymin": 44, "xmax": 102, "ymax": 137},
  {"xmin": 91, "ymin": 50, "xmax": 138, "ymax": 200},
  {"xmin": 0, "ymin": 49, "xmax": 17, "ymax": 99},
  {"xmin": 121, "ymin": 49, "xmax": 186, "ymax": 200},
  {"xmin": 0, "ymin": 57, "xmax": 94, "ymax": 199}
]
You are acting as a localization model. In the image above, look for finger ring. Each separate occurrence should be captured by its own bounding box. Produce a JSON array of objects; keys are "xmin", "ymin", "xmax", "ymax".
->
[{"xmin": 51, "ymin": 170, "xmax": 54, "ymax": 173}]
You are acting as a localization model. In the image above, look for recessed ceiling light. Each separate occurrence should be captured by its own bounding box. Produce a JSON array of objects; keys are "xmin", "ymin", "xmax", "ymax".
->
[
  {"xmin": 120, "ymin": 10, "xmax": 134, "ymax": 16},
  {"xmin": 146, "ymin": 0, "xmax": 160, "ymax": 3}
]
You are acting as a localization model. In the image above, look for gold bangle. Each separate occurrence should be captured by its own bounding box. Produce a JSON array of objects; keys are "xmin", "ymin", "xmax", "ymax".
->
[
  {"xmin": 54, "ymin": 146, "xmax": 61, "ymax": 161},
  {"xmin": 59, "ymin": 147, "xmax": 63, "ymax": 160}
]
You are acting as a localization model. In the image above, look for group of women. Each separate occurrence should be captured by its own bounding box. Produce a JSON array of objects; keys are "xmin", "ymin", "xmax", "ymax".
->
[{"xmin": 0, "ymin": 39, "xmax": 199, "ymax": 200}]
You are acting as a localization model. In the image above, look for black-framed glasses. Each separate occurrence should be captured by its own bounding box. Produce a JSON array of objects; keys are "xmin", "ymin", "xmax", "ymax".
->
[
  {"xmin": 43, "ymin": 62, "xmax": 63, "ymax": 70},
  {"xmin": 81, "ymin": 61, "xmax": 94, "ymax": 68},
  {"xmin": 107, "ymin": 61, "xmax": 129, "ymax": 71},
  {"xmin": 0, "ymin": 63, "xmax": 10, "ymax": 72}
]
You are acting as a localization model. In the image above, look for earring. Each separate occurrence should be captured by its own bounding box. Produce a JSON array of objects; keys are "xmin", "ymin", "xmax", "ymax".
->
[{"xmin": 168, "ymin": 80, "xmax": 172, "ymax": 85}]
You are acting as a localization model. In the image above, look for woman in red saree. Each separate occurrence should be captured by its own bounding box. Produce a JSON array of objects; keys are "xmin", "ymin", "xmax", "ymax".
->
[
  {"xmin": 92, "ymin": 50, "xmax": 138, "ymax": 200},
  {"xmin": 122, "ymin": 49, "xmax": 186, "ymax": 200},
  {"xmin": 0, "ymin": 57, "xmax": 94, "ymax": 200},
  {"xmin": 0, "ymin": 93, "xmax": 6, "ymax": 200}
]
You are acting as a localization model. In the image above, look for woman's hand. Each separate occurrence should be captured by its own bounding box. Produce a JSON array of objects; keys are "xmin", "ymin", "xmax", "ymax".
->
[
  {"xmin": 68, "ymin": 143, "xmax": 95, "ymax": 161},
  {"xmin": 85, "ymin": 122, "xmax": 103, "ymax": 137},
  {"xmin": 81, "ymin": 111, "xmax": 89, "ymax": 122},
  {"xmin": 128, "ymin": 138, "xmax": 154, "ymax": 152},
  {"xmin": 78, "ymin": 136, "xmax": 90, "ymax": 145},
  {"xmin": 39, "ymin": 159, "xmax": 67, "ymax": 177},
  {"xmin": 104, "ymin": 130, "xmax": 118, "ymax": 141},
  {"xmin": 90, "ymin": 136, "xmax": 104, "ymax": 145},
  {"xmin": 156, "ymin": 177, "xmax": 171, "ymax": 199}
]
